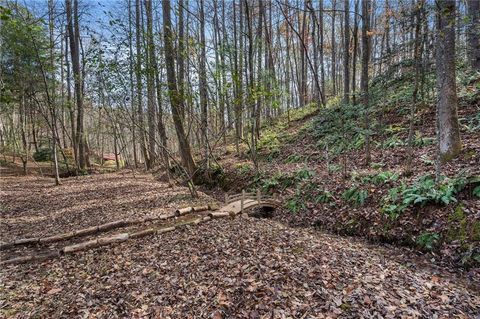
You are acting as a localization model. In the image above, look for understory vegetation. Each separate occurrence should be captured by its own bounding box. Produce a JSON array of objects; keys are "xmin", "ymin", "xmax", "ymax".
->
[{"xmin": 223, "ymin": 63, "xmax": 479, "ymax": 268}]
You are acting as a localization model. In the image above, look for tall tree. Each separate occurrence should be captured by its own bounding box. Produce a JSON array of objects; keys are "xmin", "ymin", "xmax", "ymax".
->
[
  {"xmin": 361, "ymin": 0, "xmax": 371, "ymax": 165},
  {"xmin": 198, "ymin": 0, "xmax": 209, "ymax": 171},
  {"xmin": 435, "ymin": 0, "xmax": 461, "ymax": 163},
  {"xmin": 66, "ymin": 0, "xmax": 85, "ymax": 169},
  {"xmin": 145, "ymin": 0, "xmax": 156, "ymax": 169},
  {"xmin": 343, "ymin": 0, "xmax": 350, "ymax": 104},
  {"xmin": 161, "ymin": 0, "xmax": 197, "ymax": 177},
  {"xmin": 145, "ymin": 0, "xmax": 157, "ymax": 169},
  {"xmin": 135, "ymin": 0, "xmax": 148, "ymax": 168},
  {"xmin": 466, "ymin": 0, "xmax": 479, "ymax": 71}
]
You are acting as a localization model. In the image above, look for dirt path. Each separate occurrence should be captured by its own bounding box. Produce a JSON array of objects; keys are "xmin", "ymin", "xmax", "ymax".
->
[{"xmin": 1, "ymin": 174, "xmax": 479, "ymax": 318}]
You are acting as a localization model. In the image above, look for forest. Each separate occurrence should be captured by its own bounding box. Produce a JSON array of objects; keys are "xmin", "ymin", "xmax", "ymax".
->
[{"xmin": 0, "ymin": 0, "xmax": 479, "ymax": 317}]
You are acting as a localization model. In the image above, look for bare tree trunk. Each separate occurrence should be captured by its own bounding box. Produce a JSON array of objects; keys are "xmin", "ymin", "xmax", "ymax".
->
[
  {"xmin": 435, "ymin": 0, "xmax": 461, "ymax": 165},
  {"xmin": 331, "ymin": 0, "xmax": 337, "ymax": 96},
  {"xmin": 466, "ymin": 0, "xmax": 480, "ymax": 71},
  {"xmin": 406, "ymin": 0, "xmax": 424, "ymax": 175},
  {"xmin": 319, "ymin": 0, "xmax": 325, "ymax": 105},
  {"xmin": 66, "ymin": 0, "xmax": 84, "ymax": 170},
  {"xmin": 19, "ymin": 93, "xmax": 28, "ymax": 175},
  {"xmin": 128, "ymin": 0, "xmax": 138, "ymax": 168},
  {"xmin": 162, "ymin": 0, "xmax": 197, "ymax": 178},
  {"xmin": 343, "ymin": 0, "xmax": 350, "ymax": 104},
  {"xmin": 361, "ymin": 0, "xmax": 371, "ymax": 165},
  {"xmin": 178, "ymin": 0, "xmax": 186, "ymax": 120},
  {"xmin": 198, "ymin": 0, "xmax": 209, "ymax": 175},
  {"xmin": 145, "ymin": 0, "xmax": 157, "ymax": 170},
  {"xmin": 245, "ymin": 0, "xmax": 258, "ymax": 170},
  {"xmin": 255, "ymin": 0, "xmax": 263, "ymax": 139},
  {"xmin": 135, "ymin": 0, "xmax": 148, "ymax": 169},
  {"xmin": 351, "ymin": 0, "xmax": 359, "ymax": 105}
]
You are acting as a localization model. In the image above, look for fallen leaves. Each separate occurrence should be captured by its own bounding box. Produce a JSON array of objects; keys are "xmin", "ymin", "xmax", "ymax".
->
[{"xmin": 1, "ymin": 174, "xmax": 479, "ymax": 318}]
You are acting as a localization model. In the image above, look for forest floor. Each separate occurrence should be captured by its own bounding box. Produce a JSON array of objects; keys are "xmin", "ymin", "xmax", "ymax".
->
[{"xmin": 1, "ymin": 173, "xmax": 479, "ymax": 318}]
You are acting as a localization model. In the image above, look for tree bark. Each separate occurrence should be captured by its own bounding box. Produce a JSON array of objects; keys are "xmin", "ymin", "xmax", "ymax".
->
[
  {"xmin": 361, "ymin": 0, "xmax": 371, "ymax": 165},
  {"xmin": 66, "ymin": 0, "xmax": 85, "ymax": 169},
  {"xmin": 198, "ymin": 0, "xmax": 209, "ymax": 173},
  {"xmin": 466, "ymin": 0, "xmax": 480, "ymax": 71},
  {"xmin": 145, "ymin": 0, "xmax": 157, "ymax": 169},
  {"xmin": 435, "ymin": 0, "xmax": 461, "ymax": 163},
  {"xmin": 343, "ymin": 0, "xmax": 350, "ymax": 104},
  {"xmin": 161, "ymin": 0, "xmax": 197, "ymax": 178},
  {"xmin": 135, "ymin": 0, "xmax": 148, "ymax": 169}
]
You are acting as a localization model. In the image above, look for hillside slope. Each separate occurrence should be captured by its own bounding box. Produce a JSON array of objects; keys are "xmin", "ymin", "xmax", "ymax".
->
[{"xmin": 216, "ymin": 68, "xmax": 479, "ymax": 268}]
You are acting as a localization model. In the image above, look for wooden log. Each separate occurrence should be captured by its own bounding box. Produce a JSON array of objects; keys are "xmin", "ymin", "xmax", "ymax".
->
[
  {"xmin": 0, "ymin": 251, "xmax": 61, "ymax": 266},
  {"xmin": 130, "ymin": 228, "xmax": 156, "ymax": 239},
  {"xmin": 15, "ymin": 238, "xmax": 39, "ymax": 245},
  {"xmin": 74, "ymin": 226, "xmax": 100, "ymax": 237},
  {"xmin": 208, "ymin": 203, "xmax": 219, "ymax": 211},
  {"xmin": 209, "ymin": 212, "xmax": 231, "ymax": 219},
  {"xmin": 98, "ymin": 220, "xmax": 126, "ymax": 231},
  {"xmin": 180, "ymin": 218, "xmax": 202, "ymax": 227},
  {"xmin": 192, "ymin": 205, "xmax": 209, "ymax": 212},
  {"xmin": 97, "ymin": 233, "xmax": 129, "ymax": 245},
  {"xmin": 158, "ymin": 226, "xmax": 175, "ymax": 233},
  {"xmin": 158, "ymin": 212, "xmax": 177, "ymax": 220},
  {"xmin": 0, "ymin": 255, "xmax": 34, "ymax": 265},
  {"xmin": 193, "ymin": 217, "xmax": 204, "ymax": 225},
  {"xmin": 40, "ymin": 232, "xmax": 76, "ymax": 243},
  {"xmin": 63, "ymin": 239, "xmax": 98, "ymax": 253},
  {"xmin": 175, "ymin": 207, "xmax": 193, "ymax": 216}
]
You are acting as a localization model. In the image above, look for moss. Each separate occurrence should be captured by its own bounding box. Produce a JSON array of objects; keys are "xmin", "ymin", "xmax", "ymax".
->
[
  {"xmin": 448, "ymin": 207, "xmax": 467, "ymax": 242},
  {"xmin": 471, "ymin": 222, "xmax": 480, "ymax": 241},
  {"xmin": 440, "ymin": 143, "xmax": 462, "ymax": 163}
]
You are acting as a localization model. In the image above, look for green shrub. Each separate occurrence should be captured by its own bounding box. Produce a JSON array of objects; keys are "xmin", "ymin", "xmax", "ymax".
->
[
  {"xmin": 473, "ymin": 186, "xmax": 480, "ymax": 198},
  {"xmin": 294, "ymin": 168, "xmax": 315, "ymax": 180},
  {"xmin": 413, "ymin": 131, "xmax": 435, "ymax": 147},
  {"xmin": 416, "ymin": 232, "xmax": 440, "ymax": 250},
  {"xmin": 285, "ymin": 154, "xmax": 304, "ymax": 163},
  {"xmin": 235, "ymin": 163, "xmax": 252, "ymax": 175},
  {"xmin": 342, "ymin": 186, "xmax": 368, "ymax": 206},
  {"xmin": 315, "ymin": 190, "xmax": 333, "ymax": 203},
  {"xmin": 381, "ymin": 135, "xmax": 404, "ymax": 148},
  {"xmin": 33, "ymin": 148, "xmax": 51, "ymax": 162},
  {"xmin": 381, "ymin": 175, "xmax": 467, "ymax": 219},
  {"xmin": 356, "ymin": 171, "xmax": 399, "ymax": 185},
  {"xmin": 328, "ymin": 164, "xmax": 342, "ymax": 173},
  {"xmin": 285, "ymin": 197, "xmax": 305, "ymax": 214}
]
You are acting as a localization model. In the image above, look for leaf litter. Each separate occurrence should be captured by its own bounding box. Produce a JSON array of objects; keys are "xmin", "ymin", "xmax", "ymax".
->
[{"xmin": 0, "ymin": 173, "xmax": 479, "ymax": 318}]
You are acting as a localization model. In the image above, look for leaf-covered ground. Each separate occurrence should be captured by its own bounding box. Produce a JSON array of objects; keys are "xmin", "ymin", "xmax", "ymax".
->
[{"xmin": 1, "ymin": 174, "xmax": 479, "ymax": 318}]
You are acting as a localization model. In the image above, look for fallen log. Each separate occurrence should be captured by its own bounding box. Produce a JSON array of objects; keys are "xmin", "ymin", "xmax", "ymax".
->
[
  {"xmin": 63, "ymin": 233, "xmax": 129, "ymax": 254},
  {"xmin": 130, "ymin": 228, "xmax": 156, "ymax": 239},
  {"xmin": 208, "ymin": 203, "xmax": 220, "ymax": 211},
  {"xmin": 15, "ymin": 238, "xmax": 39, "ymax": 245},
  {"xmin": 1, "ymin": 204, "xmax": 204, "ymax": 250},
  {"xmin": 98, "ymin": 220, "xmax": 127, "ymax": 231},
  {"xmin": 192, "ymin": 205, "xmax": 209, "ymax": 212},
  {"xmin": 0, "ymin": 251, "xmax": 60, "ymax": 266},
  {"xmin": 1, "ymin": 215, "xmax": 212, "ymax": 265},
  {"xmin": 175, "ymin": 207, "xmax": 194, "ymax": 216},
  {"xmin": 208, "ymin": 212, "xmax": 233, "ymax": 219}
]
